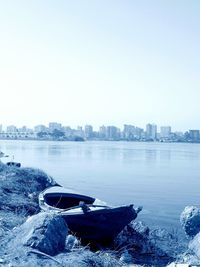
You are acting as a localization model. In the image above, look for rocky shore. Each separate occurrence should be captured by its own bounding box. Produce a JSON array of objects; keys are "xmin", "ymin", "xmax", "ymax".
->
[{"xmin": 0, "ymin": 163, "xmax": 199, "ymax": 267}]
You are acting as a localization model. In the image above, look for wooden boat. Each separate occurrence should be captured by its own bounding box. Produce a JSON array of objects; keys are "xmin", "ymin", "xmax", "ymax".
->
[{"xmin": 39, "ymin": 186, "xmax": 140, "ymax": 245}]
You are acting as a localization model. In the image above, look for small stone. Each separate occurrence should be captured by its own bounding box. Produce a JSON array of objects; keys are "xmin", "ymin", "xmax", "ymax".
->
[
  {"xmin": 120, "ymin": 250, "xmax": 133, "ymax": 263},
  {"xmin": 65, "ymin": 234, "xmax": 79, "ymax": 251}
]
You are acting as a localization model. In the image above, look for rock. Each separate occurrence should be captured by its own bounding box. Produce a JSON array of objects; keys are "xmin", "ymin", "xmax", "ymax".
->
[
  {"xmin": 115, "ymin": 221, "xmax": 152, "ymax": 254},
  {"xmin": 149, "ymin": 228, "xmax": 185, "ymax": 258},
  {"xmin": 166, "ymin": 247, "xmax": 200, "ymax": 266},
  {"xmin": 15, "ymin": 212, "xmax": 68, "ymax": 256},
  {"xmin": 189, "ymin": 232, "xmax": 200, "ymax": 258},
  {"xmin": 180, "ymin": 206, "xmax": 200, "ymax": 237},
  {"xmin": 115, "ymin": 221, "xmax": 176, "ymax": 266}
]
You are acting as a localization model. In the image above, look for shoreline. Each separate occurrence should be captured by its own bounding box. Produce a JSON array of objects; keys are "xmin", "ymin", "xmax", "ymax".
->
[
  {"xmin": 1, "ymin": 138, "xmax": 200, "ymax": 144},
  {"xmin": 0, "ymin": 163, "xmax": 199, "ymax": 266}
]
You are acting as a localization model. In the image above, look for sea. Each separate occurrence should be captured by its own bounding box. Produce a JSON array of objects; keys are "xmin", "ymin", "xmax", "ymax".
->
[{"xmin": 0, "ymin": 140, "xmax": 199, "ymax": 231}]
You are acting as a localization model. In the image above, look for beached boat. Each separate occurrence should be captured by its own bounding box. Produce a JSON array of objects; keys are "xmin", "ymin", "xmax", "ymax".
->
[{"xmin": 39, "ymin": 186, "xmax": 140, "ymax": 244}]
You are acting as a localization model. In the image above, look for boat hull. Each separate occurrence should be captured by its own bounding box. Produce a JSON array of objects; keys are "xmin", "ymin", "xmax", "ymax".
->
[{"xmin": 62, "ymin": 205, "xmax": 137, "ymax": 244}]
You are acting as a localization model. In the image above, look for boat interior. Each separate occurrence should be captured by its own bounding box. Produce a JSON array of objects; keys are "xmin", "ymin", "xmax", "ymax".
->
[{"xmin": 44, "ymin": 193, "xmax": 95, "ymax": 209}]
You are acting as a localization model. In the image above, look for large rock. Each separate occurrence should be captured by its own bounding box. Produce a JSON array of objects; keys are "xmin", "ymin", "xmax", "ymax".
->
[
  {"xmin": 15, "ymin": 212, "xmax": 68, "ymax": 255},
  {"xmin": 180, "ymin": 206, "xmax": 200, "ymax": 237},
  {"xmin": 189, "ymin": 232, "xmax": 200, "ymax": 258},
  {"xmin": 115, "ymin": 221, "xmax": 152, "ymax": 254},
  {"xmin": 115, "ymin": 221, "xmax": 176, "ymax": 266}
]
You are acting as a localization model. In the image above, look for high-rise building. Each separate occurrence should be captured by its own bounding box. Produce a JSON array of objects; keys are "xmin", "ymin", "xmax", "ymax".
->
[
  {"xmin": 84, "ymin": 125, "xmax": 93, "ymax": 139},
  {"xmin": 135, "ymin": 127, "xmax": 144, "ymax": 139},
  {"xmin": 0, "ymin": 124, "xmax": 2, "ymax": 133},
  {"xmin": 123, "ymin": 124, "xmax": 135, "ymax": 139},
  {"xmin": 160, "ymin": 126, "xmax": 171, "ymax": 138},
  {"xmin": 146, "ymin": 124, "xmax": 157, "ymax": 140},
  {"xmin": 189, "ymin": 130, "xmax": 200, "ymax": 141},
  {"xmin": 106, "ymin": 126, "xmax": 120, "ymax": 140},
  {"xmin": 99, "ymin": 125, "xmax": 106, "ymax": 139}
]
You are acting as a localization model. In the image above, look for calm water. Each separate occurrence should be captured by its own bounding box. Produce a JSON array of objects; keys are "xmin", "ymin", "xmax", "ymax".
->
[{"xmin": 0, "ymin": 140, "xmax": 200, "ymax": 229}]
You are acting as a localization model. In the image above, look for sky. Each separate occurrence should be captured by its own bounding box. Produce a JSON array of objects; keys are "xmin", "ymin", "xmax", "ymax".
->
[{"xmin": 0, "ymin": 0, "xmax": 199, "ymax": 131}]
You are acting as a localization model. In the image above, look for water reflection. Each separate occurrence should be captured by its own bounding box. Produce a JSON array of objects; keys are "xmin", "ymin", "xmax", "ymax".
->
[
  {"xmin": 145, "ymin": 149, "xmax": 157, "ymax": 162},
  {"xmin": 159, "ymin": 149, "xmax": 171, "ymax": 161}
]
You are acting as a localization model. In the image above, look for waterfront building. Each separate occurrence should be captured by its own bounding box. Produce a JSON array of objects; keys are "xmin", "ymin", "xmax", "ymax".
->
[
  {"xmin": 63, "ymin": 126, "xmax": 72, "ymax": 137},
  {"xmin": 106, "ymin": 126, "xmax": 120, "ymax": 140},
  {"xmin": 146, "ymin": 124, "xmax": 157, "ymax": 140},
  {"xmin": 4, "ymin": 124, "xmax": 35, "ymax": 138},
  {"xmin": 48, "ymin": 122, "xmax": 62, "ymax": 132},
  {"xmin": 6, "ymin": 125, "xmax": 17, "ymax": 133},
  {"xmin": 160, "ymin": 126, "xmax": 171, "ymax": 138},
  {"xmin": 84, "ymin": 125, "xmax": 93, "ymax": 139},
  {"xmin": 76, "ymin": 126, "xmax": 84, "ymax": 137},
  {"xmin": 189, "ymin": 130, "xmax": 200, "ymax": 141},
  {"xmin": 77, "ymin": 126, "xmax": 83, "ymax": 132},
  {"xmin": 135, "ymin": 127, "xmax": 144, "ymax": 139},
  {"xmin": 123, "ymin": 124, "xmax": 135, "ymax": 140},
  {"xmin": 174, "ymin": 131, "xmax": 184, "ymax": 137},
  {"xmin": 18, "ymin": 126, "xmax": 27, "ymax": 133},
  {"xmin": 99, "ymin": 125, "xmax": 106, "ymax": 139},
  {"xmin": 0, "ymin": 124, "xmax": 2, "ymax": 133},
  {"xmin": 34, "ymin": 125, "xmax": 47, "ymax": 133}
]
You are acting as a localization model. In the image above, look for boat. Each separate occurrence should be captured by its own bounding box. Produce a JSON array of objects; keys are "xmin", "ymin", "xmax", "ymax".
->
[{"xmin": 39, "ymin": 186, "xmax": 141, "ymax": 245}]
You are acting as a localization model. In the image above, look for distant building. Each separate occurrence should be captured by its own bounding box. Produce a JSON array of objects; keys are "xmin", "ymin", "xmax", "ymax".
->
[
  {"xmin": 135, "ymin": 127, "xmax": 144, "ymax": 139},
  {"xmin": 146, "ymin": 124, "xmax": 157, "ymax": 140},
  {"xmin": 84, "ymin": 125, "xmax": 93, "ymax": 139},
  {"xmin": 63, "ymin": 126, "xmax": 72, "ymax": 137},
  {"xmin": 48, "ymin": 122, "xmax": 62, "ymax": 132},
  {"xmin": 106, "ymin": 126, "xmax": 120, "ymax": 140},
  {"xmin": 174, "ymin": 131, "xmax": 184, "ymax": 137},
  {"xmin": 160, "ymin": 126, "xmax": 171, "ymax": 138},
  {"xmin": 18, "ymin": 126, "xmax": 33, "ymax": 134},
  {"xmin": 18, "ymin": 126, "xmax": 27, "ymax": 133},
  {"xmin": 0, "ymin": 124, "xmax": 2, "ymax": 133},
  {"xmin": 77, "ymin": 126, "xmax": 83, "ymax": 131},
  {"xmin": 123, "ymin": 124, "xmax": 135, "ymax": 139},
  {"xmin": 6, "ymin": 125, "xmax": 17, "ymax": 133},
  {"xmin": 34, "ymin": 125, "xmax": 47, "ymax": 133},
  {"xmin": 189, "ymin": 130, "xmax": 200, "ymax": 141},
  {"xmin": 99, "ymin": 125, "xmax": 106, "ymax": 139},
  {"xmin": 76, "ymin": 126, "xmax": 84, "ymax": 137}
]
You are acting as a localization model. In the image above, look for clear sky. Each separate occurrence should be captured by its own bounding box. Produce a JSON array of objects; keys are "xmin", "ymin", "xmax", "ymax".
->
[{"xmin": 0, "ymin": 0, "xmax": 199, "ymax": 131}]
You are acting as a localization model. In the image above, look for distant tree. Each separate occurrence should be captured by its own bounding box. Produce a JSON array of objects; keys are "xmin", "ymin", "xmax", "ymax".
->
[
  {"xmin": 37, "ymin": 132, "xmax": 48, "ymax": 138},
  {"xmin": 74, "ymin": 136, "xmax": 84, "ymax": 142},
  {"xmin": 50, "ymin": 129, "xmax": 65, "ymax": 140}
]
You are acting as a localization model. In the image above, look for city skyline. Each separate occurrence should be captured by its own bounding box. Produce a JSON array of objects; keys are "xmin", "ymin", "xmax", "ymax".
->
[
  {"xmin": 0, "ymin": 121, "xmax": 200, "ymax": 133},
  {"xmin": 1, "ymin": 121, "xmax": 200, "ymax": 134},
  {"xmin": 0, "ymin": 1, "xmax": 200, "ymax": 131},
  {"xmin": 1, "ymin": 121, "xmax": 200, "ymax": 142}
]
